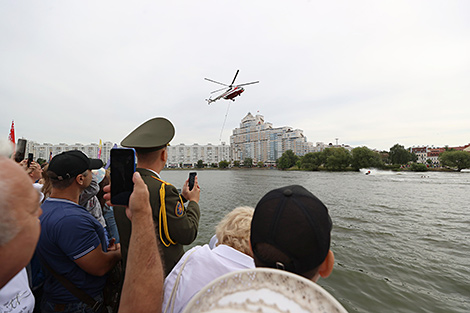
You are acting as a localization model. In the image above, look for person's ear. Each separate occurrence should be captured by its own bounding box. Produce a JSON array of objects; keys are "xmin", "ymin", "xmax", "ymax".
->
[
  {"xmin": 76, "ymin": 174, "xmax": 85, "ymax": 186},
  {"xmin": 318, "ymin": 250, "xmax": 334, "ymax": 278},
  {"xmin": 160, "ymin": 148, "xmax": 167, "ymax": 162}
]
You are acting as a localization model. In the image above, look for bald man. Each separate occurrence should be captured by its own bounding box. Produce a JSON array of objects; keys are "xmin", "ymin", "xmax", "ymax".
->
[{"xmin": 0, "ymin": 157, "xmax": 42, "ymax": 312}]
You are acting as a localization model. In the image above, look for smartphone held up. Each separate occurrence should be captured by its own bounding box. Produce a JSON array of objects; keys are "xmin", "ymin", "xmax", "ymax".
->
[
  {"xmin": 188, "ymin": 172, "xmax": 197, "ymax": 191},
  {"xmin": 27, "ymin": 153, "xmax": 34, "ymax": 167},
  {"xmin": 110, "ymin": 148, "xmax": 136, "ymax": 206},
  {"xmin": 14, "ymin": 139, "xmax": 27, "ymax": 163}
]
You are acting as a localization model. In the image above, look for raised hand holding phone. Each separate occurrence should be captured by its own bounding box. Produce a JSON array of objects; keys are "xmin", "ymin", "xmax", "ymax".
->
[
  {"xmin": 110, "ymin": 148, "xmax": 136, "ymax": 206},
  {"xmin": 27, "ymin": 153, "xmax": 34, "ymax": 168},
  {"xmin": 182, "ymin": 172, "xmax": 200, "ymax": 203},
  {"xmin": 188, "ymin": 172, "xmax": 197, "ymax": 191}
]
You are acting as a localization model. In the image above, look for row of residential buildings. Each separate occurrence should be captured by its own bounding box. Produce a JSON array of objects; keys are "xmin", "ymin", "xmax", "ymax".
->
[
  {"xmin": 410, "ymin": 144, "xmax": 470, "ymax": 167},
  {"xmin": 24, "ymin": 112, "xmax": 467, "ymax": 168},
  {"xmin": 25, "ymin": 141, "xmax": 115, "ymax": 164},
  {"xmin": 24, "ymin": 113, "xmax": 345, "ymax": 167},
  {"xmin": 24, "ymin": 140, "xmax": 232, "ymax": 168}
]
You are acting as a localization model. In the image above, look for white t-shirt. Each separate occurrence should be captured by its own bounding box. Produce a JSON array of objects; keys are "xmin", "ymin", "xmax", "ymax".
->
[
  {"xmin": 0, "ymin": 268, "xmax": 35, "ymax": 313},
  {"xmin": 162, "ymin": 244, "xmax": 255, "ymax": 313}
]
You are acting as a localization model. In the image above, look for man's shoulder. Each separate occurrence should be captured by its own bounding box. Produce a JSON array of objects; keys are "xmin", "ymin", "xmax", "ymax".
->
[
  {"xmin": 137, "ymin": 168, "xmax": 163, "ymax": 184},
  {"xmin": 42, "ymin": 198, "xmax": 81, "ymax": 209},
  {"xmin": 137, "ymin": 168, "xmax": 177, "ymax": 189},
  {"xmin": 40, "ymin": 199, "xmax": 95, "ymax": 225}
]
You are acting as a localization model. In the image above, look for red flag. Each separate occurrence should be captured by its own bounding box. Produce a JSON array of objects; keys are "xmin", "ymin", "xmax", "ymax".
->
[{"xmin": 8, "ymin": 120, "xmax": 15, "ymax": 145}]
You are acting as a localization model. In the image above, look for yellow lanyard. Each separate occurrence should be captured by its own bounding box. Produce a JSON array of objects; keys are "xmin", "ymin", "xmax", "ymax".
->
[{"xmin": 151, "ymin": 176, "xmax": 178, "ymax": 247}]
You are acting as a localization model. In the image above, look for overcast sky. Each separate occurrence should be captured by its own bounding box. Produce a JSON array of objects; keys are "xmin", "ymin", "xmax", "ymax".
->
[{"xmin": 1, "ymin": 0, "xmax": 469, "ymax": 151}]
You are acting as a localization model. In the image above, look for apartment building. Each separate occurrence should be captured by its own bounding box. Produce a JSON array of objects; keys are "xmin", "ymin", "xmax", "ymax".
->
[
  {"xmin": 24, "ymin": 140, "xmax": 230, "ymax": 168},
  {"xmin": 26, "ymin": 141, "xmax": 115, "ymax": 163},
  {"xmin": 166, "ymin": 142, "xmax": 230, "ymax": 167},
  {"xmin": 230, "ymin": 112, "xmax": 314, "ymax": 164},
  {"xmin": 410, "ymin": 144, "xmax": 470, "ymax": 167}
]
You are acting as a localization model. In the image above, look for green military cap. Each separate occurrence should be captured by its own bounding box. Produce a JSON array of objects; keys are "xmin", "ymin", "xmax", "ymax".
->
[{"xmin": 121, "ymin": 117, "xmax": 175, "ymax": 150}]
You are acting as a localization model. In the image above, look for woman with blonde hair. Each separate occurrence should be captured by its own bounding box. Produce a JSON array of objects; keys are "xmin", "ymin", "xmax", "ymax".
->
[{"xmin": 163, "ymin": 206, "xmax": 255, "ymax": 313}]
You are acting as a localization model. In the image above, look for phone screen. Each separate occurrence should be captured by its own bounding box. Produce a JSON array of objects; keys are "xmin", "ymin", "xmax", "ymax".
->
[
  {"xmin": 15, "ymin": 139, "xmax": 27, "ymax": 163},
  {"xmin": 189, "ymin": 172, "xmax": 197, "ymax": 191},
  {"xmin": 111, "ymin": 148, "xmax": 136, "ymax": 206},
  {"xmin": 27, "ymin": 153, "xmax": 34, "ymax": 167}
]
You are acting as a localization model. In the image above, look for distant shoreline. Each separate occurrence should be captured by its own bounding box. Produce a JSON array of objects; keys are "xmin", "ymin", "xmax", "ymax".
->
[{"xmin": 164, "ymin": 166, "xmax": 466, "ymax": 173}]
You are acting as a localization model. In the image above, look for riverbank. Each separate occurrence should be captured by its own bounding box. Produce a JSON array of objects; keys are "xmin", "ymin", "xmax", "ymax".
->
[{"xmin": 165, "ymin": 166, "xmax": 463, "ymax": 173}]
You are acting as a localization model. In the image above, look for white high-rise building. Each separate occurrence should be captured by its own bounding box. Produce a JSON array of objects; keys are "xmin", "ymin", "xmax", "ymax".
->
[{"xmin": 230, "ymin": 113, "xmax": 314, "ymax": 165}]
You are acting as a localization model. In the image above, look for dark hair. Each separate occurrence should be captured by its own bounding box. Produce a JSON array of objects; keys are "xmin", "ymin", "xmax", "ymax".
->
[
  {"xmin": 48, "ymin": 170, "xmax": 88, "ymax": 189},
  {"xmin": 134, "ymin": 147, "xmax": 166, "ymax": 163}
]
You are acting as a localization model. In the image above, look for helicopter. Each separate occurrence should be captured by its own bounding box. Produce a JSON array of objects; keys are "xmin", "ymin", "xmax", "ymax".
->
[{"xmin": 205, "ymin": 70, "xmax": 259, "ymax": 104}]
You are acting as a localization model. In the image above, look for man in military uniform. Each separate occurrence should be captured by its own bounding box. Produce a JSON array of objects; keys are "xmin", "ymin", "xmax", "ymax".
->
[{"xmin": 114, "ymin": 117, "xmax": 201, "ymax": 276}]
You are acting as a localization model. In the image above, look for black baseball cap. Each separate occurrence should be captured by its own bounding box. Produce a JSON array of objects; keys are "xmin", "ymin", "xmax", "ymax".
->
[
  {"xmin": 48, "ymin": 150, "xmax": 103, "ymax": 181},
  {"xmin": 250, "ymin": 185, "xmax": 332, "ymax": 275}
]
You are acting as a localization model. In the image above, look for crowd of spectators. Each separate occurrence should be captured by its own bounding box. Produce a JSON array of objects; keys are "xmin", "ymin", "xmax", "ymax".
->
[{"xmin": 0, "ymin": 114, "xmax": 343, "ymax": 313}]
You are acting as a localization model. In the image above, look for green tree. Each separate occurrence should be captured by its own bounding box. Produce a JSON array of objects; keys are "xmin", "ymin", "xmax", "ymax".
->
[
  {"xmin": 379, "ymin": 151, "xmax": 390, "ymax": 164},
  {"xmin": 196, "ymin": 160, "xmax": 205, "ymax": 168},
  {"xmin": 300, "ymin": 152, "xmax": 324, "ymax": 171},
  {"xmin": 257, "ymin": 161, "xmax": 264, "ymax": 168},
  {"xmin": 439, "ymin": 150, "xmax": 470, "ymax": 171},
  {"xmin": 211, "ymin": 163, "xmax": 218, "ymax": 168},
  {"xmin": 410, "ymin": 163, "xmax": 428, "ymax": 172},
  {"xmin": 233, "ymin": 160, "xmax": 241, "ymax": 167},
  {"xmin": 277, "ymin": 150, "xmax": 299, "ymax": 170},
  {"xmin": 323, "ymin": 147, "xmax": 351, "ymax": 171},
  {"xmin": 351, "ymin": 147, "xmax": 383, "ymax": 170},
  {"xmin": 243, "ymin": 158, "xmax": 253, "ymax": 168},
  {"xmin": 389, "ymin": 144, "xmax": 412, "ymax": 165},
  {"xmin": 219, "ymin": 160, "xmax": 229, "ymax": 168}
]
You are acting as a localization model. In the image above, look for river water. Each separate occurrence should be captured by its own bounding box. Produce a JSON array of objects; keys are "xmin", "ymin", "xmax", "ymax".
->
[{"xmin": 161, "ymin": 169, "xmax": 470, "ymax": 313}]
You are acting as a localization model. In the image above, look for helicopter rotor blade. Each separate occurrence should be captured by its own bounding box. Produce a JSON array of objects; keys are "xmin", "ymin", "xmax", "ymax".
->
[
  {"xmin": 237, "ymin": 81, "xmax": 259, "ymax": 87},
  {"xmin": 211, "ymin": 87, "xmax": 229, "ymax": 94},
  {"xmin": 205, "ymin": 78, "xmax": 229, "ymax": 87},
  {"xmin": 230, "ymin": 70, "xmax": 239, "ymax": 86}
]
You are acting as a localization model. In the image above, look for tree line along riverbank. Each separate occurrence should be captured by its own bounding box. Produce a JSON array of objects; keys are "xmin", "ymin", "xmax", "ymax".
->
[{"xmin": 177, "ymin": 144, "xmax": 470, "ymax": 173}]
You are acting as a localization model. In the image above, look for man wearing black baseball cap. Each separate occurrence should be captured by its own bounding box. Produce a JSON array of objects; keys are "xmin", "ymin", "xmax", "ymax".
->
[
  {"xmin": 250, "ymin": 185, "xmax": 335, "ymax": 282},
  {"xmin": 36, "ymin": 150, "xmax": 121, "ymax": 312},
  {"xmin": 47, "ymin": 150, "xmax": 104, "ymax": 181}
]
